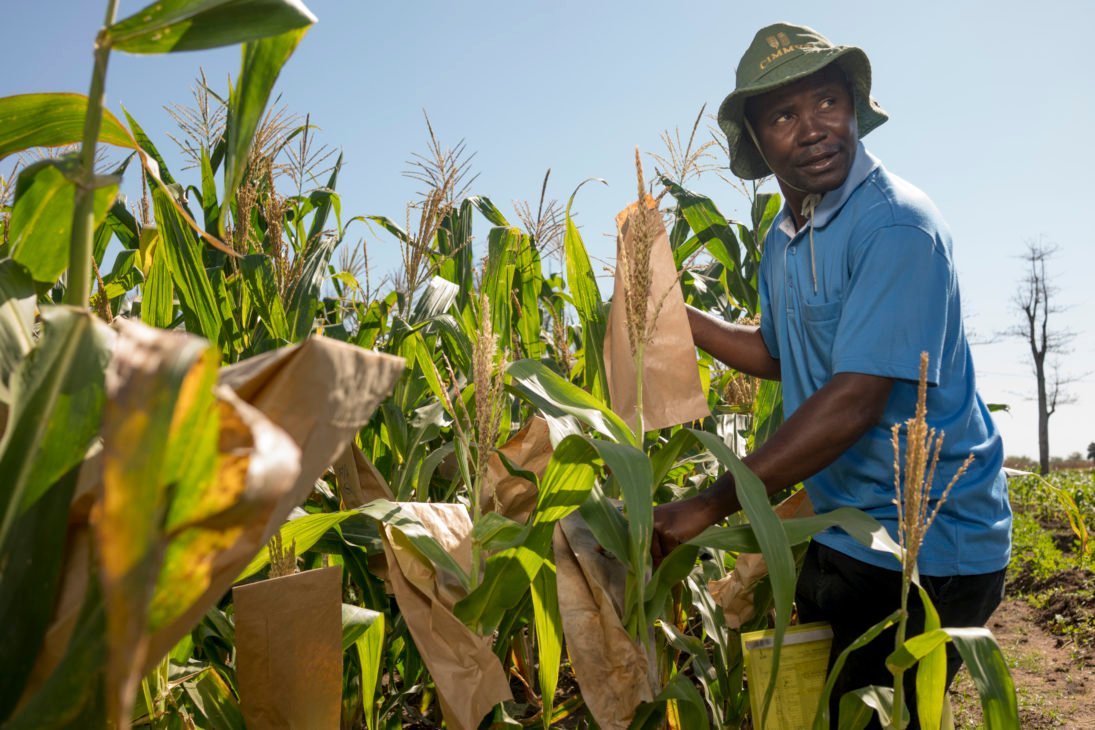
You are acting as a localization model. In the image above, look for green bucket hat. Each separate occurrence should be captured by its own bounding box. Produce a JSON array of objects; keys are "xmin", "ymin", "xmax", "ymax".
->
[{"xmin": 717, "ymin": 22, "xmax": 888, "ymax": 180}]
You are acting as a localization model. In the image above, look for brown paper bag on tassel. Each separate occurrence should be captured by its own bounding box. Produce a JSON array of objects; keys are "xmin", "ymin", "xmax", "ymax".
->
[
  {"xmin": 604, "ymin": 197, "xmax": 709, "ymax": 432},
  {"xmin": 381, "ymin": 503, "xmax": 511, "ymax": 730},
  {"xmin": 554, "ymin": 514, "xmax": 655, "ymax": 730},
  {"xmin": 332, "ymin": 441, "xmax": 395, "ymax": 509},
  {"xmin": 233, "ymin": 566, "xmax": 343, "ymax": 729},
  {"xmin": 709, "ymin": 489, "xmax": 814, "ymax": 629},
  {"xmin": 480, "ymin": 416, "xmax": 553, "ymax": 524}
]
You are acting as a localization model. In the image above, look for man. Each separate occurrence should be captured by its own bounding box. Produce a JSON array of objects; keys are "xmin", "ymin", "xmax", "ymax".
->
[{"xmin": 651, "ymin": 22, "xmax": 1012, "ymax": 727}]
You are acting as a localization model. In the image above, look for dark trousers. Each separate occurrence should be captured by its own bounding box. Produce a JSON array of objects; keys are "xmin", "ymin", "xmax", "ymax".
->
[{"xmin": 795, "ymin": 541, "xmax": 1006, "ymax": 729}]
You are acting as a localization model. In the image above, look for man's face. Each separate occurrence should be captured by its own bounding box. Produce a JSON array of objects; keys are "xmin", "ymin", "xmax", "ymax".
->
[{"xmin": 746, "ymin": 66, "xmax": 858, "ymax": 194}]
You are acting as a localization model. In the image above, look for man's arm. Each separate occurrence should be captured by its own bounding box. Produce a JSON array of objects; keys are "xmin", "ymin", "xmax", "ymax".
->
[
  {"xmin": 687, "ymin": 305, "xmax": 780, "ymax": 380},
  {"xmin": 652, "ymin": 371, "xmax": 893, "ymax": 560}
]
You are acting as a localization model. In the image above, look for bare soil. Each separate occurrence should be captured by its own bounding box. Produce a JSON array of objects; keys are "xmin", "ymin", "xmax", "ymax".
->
[{"xmin": 950, "ymin": 565, "xmax": 1095, "ymax": 728}]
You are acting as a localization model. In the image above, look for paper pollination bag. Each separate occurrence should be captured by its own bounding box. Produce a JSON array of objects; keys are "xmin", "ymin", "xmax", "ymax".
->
[
  {"xmin": 480, "ymin": 416, "xmax": 553, "ymax": 524},
  {"xmin": 233, "ymin": 566, "xmax": 343, "ymax": 730},
  {"xmin": 604, "ymin": 197, "xmax": 709, "ymax": 433},
  {"xmin": 553, "ymin": 513, "xmax": 656, "ymax": 730},
  {"xmin": 709, "ymin": 488, "xmax": 814, "ymax": 629},
  {"xmin": 381, "ymin": 502, "xmax": 512, "ymax": 730}
]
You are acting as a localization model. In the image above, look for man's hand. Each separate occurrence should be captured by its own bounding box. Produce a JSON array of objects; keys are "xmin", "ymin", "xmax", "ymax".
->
[{"xmin": 652, "ymin": 493, "xmax": 723, "ymax": 566}]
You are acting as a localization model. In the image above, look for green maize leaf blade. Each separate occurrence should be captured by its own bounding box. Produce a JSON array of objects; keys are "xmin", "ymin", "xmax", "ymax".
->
[
  {"xmin": 410, "ymin": 275, "xmax": 459, "ymax": 324},
  {"xmin": 454, "ymin": 434, "xmax": 598, "ymax": 632},
  {"xmin": 9, "ymin": 157, "xmax": 119, "ymax": 284},
  {"xmin": 0, "ymin": 464, "xmax": 82, "ymax": 720},
  {"xmin": 341, "ymin": 604, "xmax": 383, "ymax": 651},
  {"xmin": 237, "ymin": 510, "xmax": 361, "ymax": 581},
  {"xmin": 508, "ymin": 358, "xmax": 635, "ymax": 446},
  {"xmin": 285, "ymin": 233, "xmax": 336, "ymax": 341},
  {"xmin": 686, "ymin": 427, "xmax": 792, "ymax": 727},
  {"xmin": 513, "ymin": 230, "xmax": 543, "ymax": 359},
  {"xmin": 563, "ymin": 179, "xmax": 608, "ymax": 399},
  {"xmin": 240, "ymin": 254, "xmax": 290, "ymax": 341},
  {"xmin": 140, "ymin": 228, "xmax": 176, "ymax": 328},
  {"xmin": 181, "ymin": 668, "xmax": 243, "ymax": 730},
  {"xmin": 3, "ymin": 584, "xmax": 108, "ymax": 729},
  {"xmin": 353, "ymin": 612, "xmax": 385, "ymax": 730},
  {"xmin": 0, "ymin": 93, "xmax": 136, "ymax": 161},
  {"xmin": 531, "ymin": 564, "xmax": 562, "ymax": 729},
  {"xmin": 152, "ymin": 187, "xmax": 222, "ymax": 343},
  {"xmin": 577, "ymin": 480, "xmax": 629, "ymax": 566},
  {"xmin": 467, "ymin": 195, "xmax": 510, "ymax": 226},
  {"xmin": 106, "ymin": 198, "xmax": 139, "ymax": 250},
  {"xmin": 0, "ymin": 308, "xmax": 113, "ymax": 548},
  {"xmin": 658, "ymin": 671, "xmax": 711, "ymax": 730},
  {"xmin": 812, "ymin": 609, "xmax": 903, "ymax": 730},
  {"xmin": 945, "ymin": 628, "xmax": 1018, "ymax": 729},
  {"xmin": 837, "ymin": 686, "xmax": 903, "ymax": 730},
  {"xmin": 749, "ymin": 379, "xmax": 783, "ymax": 448},
  {"xmin": 221, "ymin": 28, "xmax": 308, "ymax": 233},
  {"xmin": 915, "ymin": 585, "xmax": 947, "ymax": 730},
  {"xmin": 108, "ymin": 0, "xmax": 317, "ymax": 54},
  {"xmin": 471, "ymin": 511, "xmax": 525, "ymax": 553},
  {"xmin": 580, "ymin": 437, "xmax": 652, "ymax": 628},
  {"xmin": 306, "ymin": 152, "xmax": 342, "ymax": 243},
  {"xmin": 0, "ymin": 258, "xmax": 36, "ymax": 393},
  {"xmin": 365, "ymin": 214, "xmax": 409, "ymax": 243},
  {"xmin": 483, "ymin": 226, "xmax": 520, "ymax": 349},
  {"xmin": 198, "ymin": 146, "xmax": 220, "ymax": 230},
  {"xmin": 643, "ymin": 543, "xmax": 699, "ymax": 622},
  {"xmin": 121, "ymin": 107, "xmax": 177, "ymax": 185}
]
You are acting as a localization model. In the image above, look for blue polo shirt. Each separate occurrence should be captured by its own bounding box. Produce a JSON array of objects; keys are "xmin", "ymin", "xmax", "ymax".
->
[{"xmin": 757, "ymin": 143, "xmax": 1011, "ymax": 576}]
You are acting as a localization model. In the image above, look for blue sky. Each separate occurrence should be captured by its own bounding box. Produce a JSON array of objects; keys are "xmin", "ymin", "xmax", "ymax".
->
[{"xmin": 5, "ymin": 0, "xmax": 1093, "ymax": 459}]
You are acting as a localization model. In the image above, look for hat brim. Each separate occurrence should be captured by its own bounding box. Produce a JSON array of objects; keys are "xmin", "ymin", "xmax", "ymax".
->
[{"xmin": 717, "ymin": 46, "xmax": 888, "ymax": 180}]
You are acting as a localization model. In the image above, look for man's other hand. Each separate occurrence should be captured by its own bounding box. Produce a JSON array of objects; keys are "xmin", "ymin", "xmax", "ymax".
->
[{"xmin": 651, "ymin": 495, "xmax": 720, "ymax": 566}]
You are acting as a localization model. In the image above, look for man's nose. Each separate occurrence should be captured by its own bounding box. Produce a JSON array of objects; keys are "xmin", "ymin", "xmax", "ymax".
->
[{"xmin": 797, "ymin": 112, "xmax": 827, "ymax": 145}]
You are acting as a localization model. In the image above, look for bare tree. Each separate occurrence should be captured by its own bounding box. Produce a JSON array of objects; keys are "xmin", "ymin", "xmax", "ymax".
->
[{"xmin": 1006, "ymin": 240, "xmax": 1079, "ymax": 474}]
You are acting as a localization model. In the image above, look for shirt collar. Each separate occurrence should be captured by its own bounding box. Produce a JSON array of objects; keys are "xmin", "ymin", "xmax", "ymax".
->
[{"xmin": 776, "ymin": 142, "xmax": 880, "ymax": 238}]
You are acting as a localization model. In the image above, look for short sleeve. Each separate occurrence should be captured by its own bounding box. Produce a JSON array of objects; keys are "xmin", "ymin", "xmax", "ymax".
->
[
  {"xmin": 831, "ymin": 225, "xmax": 952, "ymax": 385},
  {"xmin": 758, "ymin": 254, "xmax": 780, "ymax": 360}
]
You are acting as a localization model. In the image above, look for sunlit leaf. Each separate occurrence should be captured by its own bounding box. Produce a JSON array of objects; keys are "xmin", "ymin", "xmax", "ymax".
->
[
  {"xmin": 108, "ymin": 0, "xmax": 317, "ymax": 54},
  {"xmin": 9, "ymin": 157, "xmax": 118, "ymax": 284},
  {"xmin": 0, "ymin": 93, "xmax": 135, "ymax": 161}
]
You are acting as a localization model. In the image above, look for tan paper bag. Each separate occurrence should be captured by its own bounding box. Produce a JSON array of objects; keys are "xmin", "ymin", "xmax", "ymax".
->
[
  {"xmin": 234, "ymin": 566, "xmax": 343, "ymax": 729},
  {"xmin": 332, "ymin": 441, "xmax": 395, "ymax": 509},
  {"xmin": 709, "ymin": 489, "xmax": 814, "ymax": 629},
  {"xmin": 604, "ymin": 198, "xmax": 709, "ymax": 432},
  {"xmin": 554, "ymin": 513, "xmax": 655, "ymax": 730},
  {"xmin": 381, "ymin": 503, "xmax": 511, "ymax": 730},
  {"xmin": 480, "ymin": 416, "xmax": 553, "ymax": 524}
]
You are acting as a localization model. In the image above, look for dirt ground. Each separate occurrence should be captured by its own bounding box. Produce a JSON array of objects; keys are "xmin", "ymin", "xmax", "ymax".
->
[{"xmin": 950, "ymin": 589, "xmax": 1095, "ymax": 728}]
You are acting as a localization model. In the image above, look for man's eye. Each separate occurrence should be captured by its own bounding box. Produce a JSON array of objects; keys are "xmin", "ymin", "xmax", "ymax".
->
[
  {"xmin": 820, "ymin": 97, "xmax": 836, "ymax": 109},
  {"xmin": 774, "ymin": 112, "xmax": 793, "ymax": 124}
]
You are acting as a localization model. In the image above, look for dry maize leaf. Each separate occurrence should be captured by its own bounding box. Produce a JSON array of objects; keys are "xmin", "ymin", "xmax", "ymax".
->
[
  {"xmin": 145, "ymin": 337, "xmax": 403, "ymax": 663},
  {"xmin": 555, "ymin": 513, "xmax": 655, "ymax": 730},
  {"xmin": 382, "ymin": 502, "xmax": 511, "ymax": 730},
  {"xmin": 95, "ymin": 320, "xmax": 222, "ymax": 724},
  {"xmin": 709, "ymin": 489, "xmax": 814, "ymax": 629},
  {"xmin": 604, "ymin": 199, "xmax": 709, "ymax": 433},
  {"xmin": 143, "ymin": 387, "xmax": 300, "ymax": 663},
  {"xmin": 480, "ymin": 415, "xmax": 552, "ymax": 524},
  {"xmin": 234, "ymin": 566, "xmax": 342, "ymax": 730}
]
